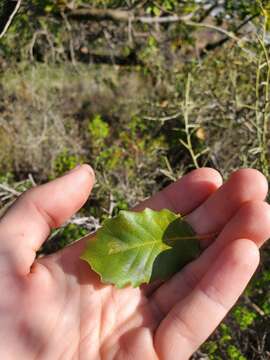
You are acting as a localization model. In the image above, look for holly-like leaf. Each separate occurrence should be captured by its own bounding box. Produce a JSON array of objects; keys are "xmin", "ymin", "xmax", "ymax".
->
[{"xmin": 81, "ymin": 208, "xmax": 200, "ymax": 288}]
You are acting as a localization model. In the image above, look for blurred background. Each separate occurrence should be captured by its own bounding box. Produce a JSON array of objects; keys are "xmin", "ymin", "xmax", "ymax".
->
[{"xmin": 0, "ymin": 1, "xmax": 270, "ymax": 358}]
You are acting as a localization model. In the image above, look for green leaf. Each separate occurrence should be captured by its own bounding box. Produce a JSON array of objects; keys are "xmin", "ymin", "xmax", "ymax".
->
[
  {"xmin": 153, "ymin": 6, "xmax": 161, "ymax": 17},
  {"xmin": 81, "ymin": 208, "xmax": 200, "ymax": 288}
]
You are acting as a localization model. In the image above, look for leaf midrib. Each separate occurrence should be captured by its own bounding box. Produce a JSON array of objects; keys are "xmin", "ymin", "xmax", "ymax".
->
[{"xmin": 108, "ymin": 239, "xmax": 169, "ymax": 254}]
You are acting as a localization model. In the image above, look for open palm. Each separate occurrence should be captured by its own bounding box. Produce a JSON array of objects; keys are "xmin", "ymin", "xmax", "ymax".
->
[{"xmin": 1, "ymin": 165, "xmax": 270, "ymax": 360}]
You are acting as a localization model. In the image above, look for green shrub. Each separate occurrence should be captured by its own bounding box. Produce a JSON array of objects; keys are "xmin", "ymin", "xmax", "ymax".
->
[
  {"xmin": 227, "ymin": 345, "xmax": 247, "ymax": 360},
  {"xmin": 233, "ymin": 306, "xmax": 257, "ymax": 330},
  {"xmin": 88, "ymin": 115, "xmax": 110, "ymax": 145},
  {"xmin": 52, "ymin": 150, "xmax": 83, "ymax": 177}
]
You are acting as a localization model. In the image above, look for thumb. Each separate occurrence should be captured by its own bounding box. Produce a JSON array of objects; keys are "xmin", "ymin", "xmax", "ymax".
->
[{"xmin": 0, "ymin": 164, "xmax": 95, "ymax": 276}]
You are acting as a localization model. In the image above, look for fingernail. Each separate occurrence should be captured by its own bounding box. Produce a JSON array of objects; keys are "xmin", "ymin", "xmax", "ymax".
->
[
  {"xmin": 65, "ymin": 164, "xmax": 95, "ymax": 182},
  {"xmin": 81, "ymin": 164, "xmax": 96, "ymax": 181}
]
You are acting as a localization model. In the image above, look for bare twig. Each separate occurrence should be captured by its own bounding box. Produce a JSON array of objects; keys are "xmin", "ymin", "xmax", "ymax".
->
[
  {"xmin": 0, "ymin": 183, "xmax": 21, "ymax": 197},
  {"xmin": 243, "ymin": 295, "xmax": 265, "ymax": 317},
  {"xmin": 143, "ymin": 111, "xmax": 182, "ymax": 124},
  {"xmin": 67, "ymin": 215, "xmax": 100, "ymax": 231},
  {"xmin": 180, "ymin": 74, "xmax": 207, "ymax": 169},
  {"xmin": 66, "ymin": 8, "xmax": 134, "ymax": 22},
  {"xmin": 28, "ymin": 174, "xmax": 36, "ymax": 187},
  {"xmin": 0, "ymin": 0, "xmax": 22, "ymax": 39},
  {"xmin": 29, "ymin": 30, "xmax": 55, "ymax": 62}
]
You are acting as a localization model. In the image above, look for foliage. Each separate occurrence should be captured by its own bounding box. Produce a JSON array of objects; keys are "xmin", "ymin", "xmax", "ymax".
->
[
  {"xmin": 52, "ymin": 150, "xmax": 83, "ymax": 177},
  {"xmin": 233, "ymin": 306, "xmax": 257, "ymax": 330},
  {"xmin": 88, "ymin": 115, "xmax": 110, "ymax": 144},
  {"xmin": 227, "ymin": 345, "xmax": 247, "ymax": 360},
  {"xmin": 38, "ymin": 223, "xmax": 89, "ymax": 255}
]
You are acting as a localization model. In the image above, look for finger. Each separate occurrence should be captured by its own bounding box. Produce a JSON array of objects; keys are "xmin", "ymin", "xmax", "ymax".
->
[
  {"xmin": 151, "ymin": 200, "xmax": 270, "ymax": 312},
  {"xmin": 145, "ymin": 170, "xmax": 267, "ymax": 298},
  {"xmin": 0, "ymin": 164, "xmax": 95, "ymax": 276},
  {"xmin": 154, "ymin": 239, "xmax": 259, "ymax": 360},
  {"xmin": 135, "ymin": 167, "xmax": 222, "ymax": 214},
  {"xmin": 212, "ymin": 200, "xmax": 270, "ymax": 249},
  {"xmin": 186, "ymin": 169, "xmax": 268, "ymax": 246}
]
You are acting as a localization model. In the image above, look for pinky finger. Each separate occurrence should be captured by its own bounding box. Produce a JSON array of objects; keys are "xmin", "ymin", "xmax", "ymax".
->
[{"xmin": 154, "ymin": 239, "xmax": 260, "ymax": 360}]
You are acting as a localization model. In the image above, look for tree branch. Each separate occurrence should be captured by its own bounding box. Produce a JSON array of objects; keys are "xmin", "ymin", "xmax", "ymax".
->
[
  {"xmin": 63, "ymin": 7, "xmax": 253, "ymax": 47},
  {"xmin": 66, "ymin": 8, "xmax": 133, "ymax": 22},
  {"xmin": 63, "ymin": 7, "xmax": 193, "ymax": 24}
]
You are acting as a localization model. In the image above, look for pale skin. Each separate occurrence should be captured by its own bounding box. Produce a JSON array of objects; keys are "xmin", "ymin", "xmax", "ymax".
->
[{"xmin": 1, "ymin": 165, "xmax": 270, "ymax": 360}]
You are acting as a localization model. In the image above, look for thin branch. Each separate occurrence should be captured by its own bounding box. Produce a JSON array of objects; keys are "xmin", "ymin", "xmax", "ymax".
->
[
  {"xmin": 143, "ymin": 111, "xmax": 182, "ymax": 123},
  {"xmin": 67, "ymin": 215, "xmax": 100, "ymax": 231},
  {"xmin": 0, "ymin": 183, "xmax": 21, "ymax": 197},
  {"xmin": 136, "ymin": 14, "xmax": 193, "ymax": 24},
  {"xmin": 181, "ymin": 74, "xmax": 200, "ymax": 169},
  {"xmin": 63, "ymin": 8, "xmax": 193, "ymax": 24},
  {"xmin": 243, "ymin": 295, "xmax": 265, "ymax": 317},
  {"xmin": 202, "ymin": 13, "xmax": 260, "ymax": 54},
  {"xmin": 0, "ymin": 0, "xmax": 22, "ymax": 39},
  {"xmin": 66, "ymin": 8, "xmax": 134, "ymax": 22}
]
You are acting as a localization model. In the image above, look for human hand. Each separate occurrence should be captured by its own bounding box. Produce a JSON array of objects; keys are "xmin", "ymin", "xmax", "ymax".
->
[{"xmin": 0, "ymin": 165, "xmax": 269, "ymax": 360}]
